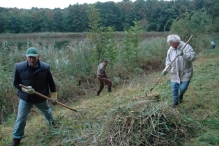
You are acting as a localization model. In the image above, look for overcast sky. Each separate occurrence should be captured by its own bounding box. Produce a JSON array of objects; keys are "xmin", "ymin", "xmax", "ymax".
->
[{"xmin": 0, "ymin": 0, "xmax": 123, "ymax": 9}]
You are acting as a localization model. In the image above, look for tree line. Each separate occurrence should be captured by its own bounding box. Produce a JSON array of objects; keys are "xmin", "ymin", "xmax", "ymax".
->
[{"xmin": 0, "ymin": 0, "xmax": 218, "ymax": 33}]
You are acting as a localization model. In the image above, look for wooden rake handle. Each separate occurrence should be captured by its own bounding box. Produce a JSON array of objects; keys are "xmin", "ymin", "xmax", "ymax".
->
[
  {"xmin": 19, "ymin": 84, "xmax": 77, "ymax": 112},
  {"xmin": 150, "ymin": 75, "xmax": 163, "ymax": 91}
]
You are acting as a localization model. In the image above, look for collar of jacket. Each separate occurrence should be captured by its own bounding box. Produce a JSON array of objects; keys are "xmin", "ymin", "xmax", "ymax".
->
[{"xmin": 26, "ymin": 60, "xmax": 41, "ymax": 73}]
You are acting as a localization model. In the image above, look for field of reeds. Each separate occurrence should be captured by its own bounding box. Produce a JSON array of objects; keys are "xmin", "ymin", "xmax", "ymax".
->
[
  {"xmin": 0, "ymin": 32, "xmax": 168, "ymax": 39},
  {"xmin": 1, "ymin": 32, "xmax": 219, "ymax": 146}
]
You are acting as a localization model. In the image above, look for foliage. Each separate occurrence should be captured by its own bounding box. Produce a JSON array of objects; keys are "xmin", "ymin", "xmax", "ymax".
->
[
  {"xmin": 96, "ymin": 2, "xmax": 123, "ymax": 31},
  {"xmin": 138, "ymin": 37, "xmax": 168, "ymax": 72},
  {"xmin": 120, "ymin": 20, "xmax": 143, "ymax": 68},
  {"xmin": 1, "ymin": 34, "xmax": 219, "ymax": 146},
  {"xmin": 87, "ymin": 5, "xmax": 118, "ymax": 73},
  {"xmin": 0, "ymin": 0, "xmax": 218, "ymax": 33},
  {"xmin": 101, "ymin": 26, "xmax": 118, "ymax": 69},
  {"xmin": 0, "ymin": 43, "xmax": 22, "ymax": 122},
  {"xmin": 210, "ymin": 1, "xmax": 219, "ymax": 32},
  {"xmin": 171, "ymin": 9, "xmax": 212, "ymax": 37},
  {"xmin": 0, "ymin": 33, "xmax": 171, "ymax": 123},
  {"xmin": 170, "ymin": 8, "xmax": 214, "ymax": 52}
]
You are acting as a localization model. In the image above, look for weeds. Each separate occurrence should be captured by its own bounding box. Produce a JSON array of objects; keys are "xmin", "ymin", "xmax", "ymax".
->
[
  {"xmin": 99, "ymin": 101, "xmax": 195, "ymax": 146},
  {"xmin": 0, "ymin": 33, "xmax": 218, "ymax": 146},
  {"xmin": 0, "ymin": 31, "xmax": 174, "ymax": 122}
]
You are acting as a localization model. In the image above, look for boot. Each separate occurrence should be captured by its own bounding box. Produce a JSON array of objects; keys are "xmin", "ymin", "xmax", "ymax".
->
[
  {"xmin": 10, "ymin": 139, "xmax": 21, "ymax": 146},
  {"xmin": 171, "ymin": 101, "xmax": 178, "ymax": 108},
  {"xmin": 51, "ymin": 122, "xmax": 58, "ymax": 128},
  {"xmin": 108, "ymin": 86, "xmax": 112, "ymax": 93},
  {"xmin": 96, "ymin": 90, "xmax": 100, "ymax": 96},
  {"xmin": 179, "ymin": 95, "xmax": 183, "ymax": 103}
]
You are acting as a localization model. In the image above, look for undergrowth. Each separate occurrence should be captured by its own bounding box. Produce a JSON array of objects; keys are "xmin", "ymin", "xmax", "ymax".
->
[{"xmin": 1, "ymin": 35, "xmax": 219, "ymax": 145}]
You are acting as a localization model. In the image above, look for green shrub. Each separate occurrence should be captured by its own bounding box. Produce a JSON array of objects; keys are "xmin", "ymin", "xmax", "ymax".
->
[{"xmin": 170, "ymin": 9, "xmax": 213, "ymax": 53}]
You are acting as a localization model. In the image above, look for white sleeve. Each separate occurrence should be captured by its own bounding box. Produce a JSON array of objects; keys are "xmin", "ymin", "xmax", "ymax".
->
[{"xmin": 182, "ymin": 45, "xmax": 196, "ymax": 62}]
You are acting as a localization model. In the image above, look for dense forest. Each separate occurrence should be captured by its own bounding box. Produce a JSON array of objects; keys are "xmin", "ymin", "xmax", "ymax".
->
[{"xmin": 0, "ymin": 0, "xmax": 218, "ymax": 33}]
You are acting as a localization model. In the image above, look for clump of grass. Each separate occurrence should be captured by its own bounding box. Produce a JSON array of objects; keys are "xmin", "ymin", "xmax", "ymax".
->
[
  {"xmin": 196, "ymin": 119, "xmax": 219, "ymax": 145},
  {"xmin": 197, "ymin": 131, "xmax": 219, "ymax": 145},
  {"xmin": 98, "ymin": 101, "xmax": 195, "ymax": 146}
]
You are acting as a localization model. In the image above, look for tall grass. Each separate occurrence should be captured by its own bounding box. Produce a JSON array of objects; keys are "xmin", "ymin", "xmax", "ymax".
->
[
  {"xmin": 0, "ymin": 32, "xmax": 216, "ymax": 146},
  {"xmin": 0, "ymin": 44, "xmax": 22, "ymax": 123},
  {"xmin": 0, "ymin": 32, "xmax": 212, "ymax": 123},
  {"xmin": 0, "ymin": 35, "xmax": 168, "ymax": 122},
  {"xmin": 0, "ymin": 32, "xmax": 87, "ymax": 39}
]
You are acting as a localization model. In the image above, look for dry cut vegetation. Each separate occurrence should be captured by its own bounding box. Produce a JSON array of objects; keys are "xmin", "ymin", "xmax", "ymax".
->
[{"xmin": 99, "ymin": 101, "xmax": 195, "ymax": 146}]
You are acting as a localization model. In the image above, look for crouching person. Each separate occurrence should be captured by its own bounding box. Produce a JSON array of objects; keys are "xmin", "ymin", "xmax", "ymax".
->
[{"xmin": 11, "ymin": 47, "xmax": 58, "ymax": 146}]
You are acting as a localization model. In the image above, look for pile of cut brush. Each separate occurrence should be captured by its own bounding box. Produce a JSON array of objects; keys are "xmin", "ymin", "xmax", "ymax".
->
[{"xmin": 98, "ymin": 100, "xmax": 194, "ymax": 146}]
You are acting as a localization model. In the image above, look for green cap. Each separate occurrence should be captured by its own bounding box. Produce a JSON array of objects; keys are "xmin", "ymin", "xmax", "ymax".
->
[{"xmin": 26, "ymin": 47, "xmax": 39, "ymax": 57}]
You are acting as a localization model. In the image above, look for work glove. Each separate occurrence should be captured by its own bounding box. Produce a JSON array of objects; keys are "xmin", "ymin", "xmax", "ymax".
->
[
  {"xmin": 177, "ymin": 49, "xmax": 184, "ymax": 56},
  {"xmin": 162, "ymin": 69, "xmax": 168, "ymax": 76},
  {"xmin": 50, "ymin": 92, "xmax": 58, "ymax": 105},
  {"xmin": 22, "ymin": 86, "xmax": 35, "ymax": 94}
]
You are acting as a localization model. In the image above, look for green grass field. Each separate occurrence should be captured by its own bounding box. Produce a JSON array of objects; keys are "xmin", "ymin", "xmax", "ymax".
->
[{"xmin": 1, "ymin": 36, "xmax": 219, "ymax": 146}]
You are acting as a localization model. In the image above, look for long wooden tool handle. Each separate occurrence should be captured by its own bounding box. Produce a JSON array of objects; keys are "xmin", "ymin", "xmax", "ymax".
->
[
  {"xmin": 19, "ymin": 84, "xmax": 77, "ymax": 112},
  {"xmin": 150, "ymin": 75, "xmax": 162, "ymax": 91},
  {"xmin": 150, "ymin": 35, "xmax": 193, "ymax": 91}
]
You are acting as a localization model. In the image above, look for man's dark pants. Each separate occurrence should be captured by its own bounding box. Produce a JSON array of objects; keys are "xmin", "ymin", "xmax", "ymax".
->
[{"xmin": 97, "ymin": 75, "xmax": 112, "ymax": 96}]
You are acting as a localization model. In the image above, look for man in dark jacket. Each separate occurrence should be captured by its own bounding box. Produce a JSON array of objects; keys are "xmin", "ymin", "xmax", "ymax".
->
[
  {"xmin": 10, "ymin": 47, "xmax": 58, "ymax": 146},
  {"xmin": 96, "ymin": 60, "xmax": 112, "ymax": 96}
]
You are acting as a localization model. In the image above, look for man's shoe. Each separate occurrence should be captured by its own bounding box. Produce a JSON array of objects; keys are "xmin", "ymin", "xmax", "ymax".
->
[
  {"xmin": 51, "ymin": 122, "xmax": 58, "ymax": 128},
  {"xmin": 179, "ymin": 95, "xmax": 183, "ymax": 103},
  {"xmin": 108, "ymin": 86, "xmax": 112, "ymax": 93},
  {"xmin": 171, "ymin": 102, "xmax": 178, "ymax": 108},
  {"xmin": 96, "ymin": 91, "xmax": 100, "ymax": 96},
  {"xmin": 10, "ymin": 139, "xmax": 21, "ymax": 146}
]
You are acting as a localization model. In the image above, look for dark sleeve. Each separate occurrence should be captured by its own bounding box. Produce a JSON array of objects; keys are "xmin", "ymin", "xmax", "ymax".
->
[
  {"xmin": 47, "ymin": 70, "xmax": 56, "ymax": 92},
  {"xmin": 13, "ymin": 67, "xmax": 22, "ymax": 90}
]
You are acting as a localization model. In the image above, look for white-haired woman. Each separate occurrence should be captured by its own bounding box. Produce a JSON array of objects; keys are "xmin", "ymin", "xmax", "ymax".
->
[{"xmin": 162, "ymin": 34, "xmax": 196, "ymax": 108}]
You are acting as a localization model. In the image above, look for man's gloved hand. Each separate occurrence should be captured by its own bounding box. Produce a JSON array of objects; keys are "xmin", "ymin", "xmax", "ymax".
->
[
  {"xmin": 50, "ymin": 92, "xmax": 58, "ymax": 105},
  {"xmin": 162, "ymin": 69, "xmax": 168, "ymax": 76},
  {"xmin": 177, "ymin": 49, "xmax": 184, "ymax": 56},
  {"xmin": 22, "ymin": 86, "xmax": 35, "ymax": 94}
]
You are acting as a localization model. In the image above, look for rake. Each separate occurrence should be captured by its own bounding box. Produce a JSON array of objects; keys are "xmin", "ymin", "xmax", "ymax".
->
[
  {"xmin": 19, "ymin": 84, "xmax": 77, "ymax": 112},
  {"xmin": 149, "ymin": 35, "xmax": 193, "ymax": 92}
]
